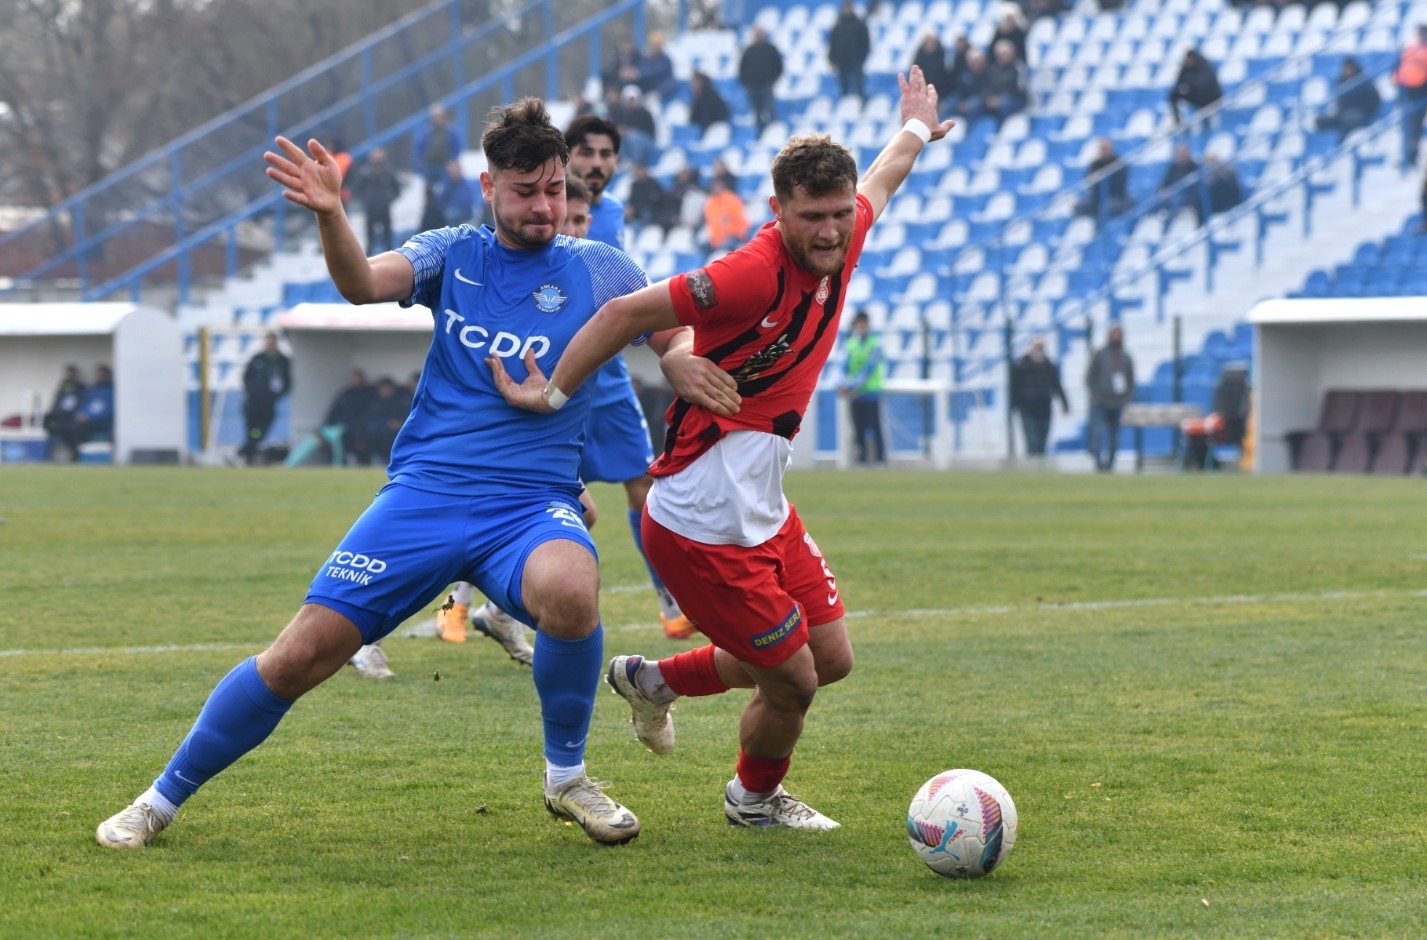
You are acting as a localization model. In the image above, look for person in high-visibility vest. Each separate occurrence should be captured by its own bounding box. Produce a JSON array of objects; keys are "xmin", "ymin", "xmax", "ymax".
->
[
  {"xmin": 1394, "ymin": 25, "xmax": 1427, "ymax": 169},
  {"xmin": 840, "ymin": 309, "xmax": 886, "ymax": 466}
]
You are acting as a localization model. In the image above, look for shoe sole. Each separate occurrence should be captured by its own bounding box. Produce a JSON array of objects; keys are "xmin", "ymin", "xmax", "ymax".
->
[{"xmin": 544, "ymin": 799, "xmax": 641, "ymax": 846}]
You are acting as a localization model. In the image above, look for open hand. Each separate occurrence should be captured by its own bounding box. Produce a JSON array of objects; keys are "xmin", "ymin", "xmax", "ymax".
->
[
  {"xmin": 899, "ymin": 66, "xmax": 956, "ymax": 142},
  {"xmin": 661, "ymin": 345, "xmax": 740, "ymax": 416},
  {"xmin": 264, "ymin": 136, "xmax": 345, "ymax": 216},
  {"xmin": 488, "ymin": 349, "xmax": 556, "ymax": 413}
]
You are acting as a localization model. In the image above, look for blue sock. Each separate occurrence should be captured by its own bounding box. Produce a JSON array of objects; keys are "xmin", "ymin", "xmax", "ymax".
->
[
  {"xmin": 153, "ymin": 656, "xmax": 293, "ymax": 806},
  {"xmin": 533, "ymin": 626, "xmax": 603, "ymax": 767}
]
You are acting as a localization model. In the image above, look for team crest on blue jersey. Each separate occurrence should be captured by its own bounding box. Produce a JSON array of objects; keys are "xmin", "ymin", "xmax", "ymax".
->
[{"xmin": 532, "ymin": 284, "xmax": 568, "ymax": 313}]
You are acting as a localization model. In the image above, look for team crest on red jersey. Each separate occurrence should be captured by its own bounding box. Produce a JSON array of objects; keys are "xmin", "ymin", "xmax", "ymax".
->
[
  {"xmin": 815, "ymin": 276, "xmax": 830, "ymax": 305},
  {"xmin": 686, "ymin": 270, "xmax": 717, "ymax": 310}
]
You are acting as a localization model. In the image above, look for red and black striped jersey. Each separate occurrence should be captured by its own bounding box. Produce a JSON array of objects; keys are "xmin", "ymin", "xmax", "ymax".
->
[{"xmin": 650, "ymin": 192, "xmax": 874, "ymax": 477}]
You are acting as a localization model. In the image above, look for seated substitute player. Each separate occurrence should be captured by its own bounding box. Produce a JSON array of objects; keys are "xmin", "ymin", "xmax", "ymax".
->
[
  {"xmin": 97, "ymin": 98, "xmax": 651, "ymax": 850},
  {"xmin": 430, "ymin": 175, "xmax": 599, "ymax": 663},
  {"xmin": 449, "ymin": 115, "xmax": 696, "ymax": 649},
  {"xmin": 491, "ymin": 68, "xmax": 953, "ymax": 829}
]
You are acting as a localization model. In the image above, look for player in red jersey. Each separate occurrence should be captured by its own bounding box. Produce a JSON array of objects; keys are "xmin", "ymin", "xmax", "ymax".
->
[{"xmin": 491, "ymin": 67, "xmax": 952, "ymax": 829}]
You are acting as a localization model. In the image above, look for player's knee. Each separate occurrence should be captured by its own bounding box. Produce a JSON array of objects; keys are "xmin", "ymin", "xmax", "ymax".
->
[
  {"xmin": 760, "ymin": 667, "xmax": 819, "ymax": 713},
  {"xmin": 526, "ymin": 582, "xmax": 600, "ymax": 639},
  {"xmin": 816, "ymin": 647, "xmax": 854, "ymax": 686}
]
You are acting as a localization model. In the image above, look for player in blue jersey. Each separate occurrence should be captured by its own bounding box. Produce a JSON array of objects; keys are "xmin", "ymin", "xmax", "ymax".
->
[
  {"xmin": 96, "ymin": 98, "xmax": 647, "ymax": 849},
  {"xmin": 450, "ymin": 114, "xmax": 697, "ymax": 651}
]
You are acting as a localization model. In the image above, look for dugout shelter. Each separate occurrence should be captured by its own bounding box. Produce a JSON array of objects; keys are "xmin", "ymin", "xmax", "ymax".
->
[{"xmin": 0, "ymin": 302, "xmax": 185, "ymax": 464}]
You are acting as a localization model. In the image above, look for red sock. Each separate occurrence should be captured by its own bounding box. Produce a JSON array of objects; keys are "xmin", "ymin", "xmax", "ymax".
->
[
  {"xmin": 658, "ymin": 644, "xmax": 729, "ymax": 697},
  {"xmin": 736, "ymin": 748, "xmax": 790, "ymax": 794}
]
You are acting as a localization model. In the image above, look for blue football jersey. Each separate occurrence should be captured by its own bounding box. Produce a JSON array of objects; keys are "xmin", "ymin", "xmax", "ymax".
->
[
  {"xmin": 392, "ymin": 225, "xmax": 648, "ymax": 495},
  {"xmin": 585, "ymin": 194, "xmax": 636, "ymax": 407}
]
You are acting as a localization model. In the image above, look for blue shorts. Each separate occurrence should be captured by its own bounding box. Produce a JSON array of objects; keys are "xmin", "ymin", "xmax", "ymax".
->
[
  {"xmin": 579, "ymin": 389, "xmax": 656, "ymax": 484},
  {"xmin": 304, "ymin": 482, "xmax": 596, "ymax": 644}
]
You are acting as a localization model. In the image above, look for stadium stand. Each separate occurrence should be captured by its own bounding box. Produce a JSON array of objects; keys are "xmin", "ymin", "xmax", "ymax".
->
[{"xmin": 8, "ymin": 0, "xmax": 1427, "ymax": 465}]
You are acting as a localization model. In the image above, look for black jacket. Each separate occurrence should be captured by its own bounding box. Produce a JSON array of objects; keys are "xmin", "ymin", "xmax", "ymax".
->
[
  {"xmin": 1011, "ymin": 355, "xmax": 1069, "ymax": 415},
  {"xmin": 740, "ymin": 40, "xmax": 784, "ymax": 88},
  {"xmin": 828, "ymin": 13, "xmax": 871, "ymax": 70},
  {"xmin": 243, "ymin": 351, "xmax": 290, "ymax": 404}
]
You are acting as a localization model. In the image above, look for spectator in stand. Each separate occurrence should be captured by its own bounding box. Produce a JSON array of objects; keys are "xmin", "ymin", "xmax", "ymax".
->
[
  {"xmin": 709, "ymin": 156, "xmax": 740, "ymax": 193},
  {"xmin": 351, "ymin": 147, "xmax": 401, "ymax": 254},
  {"xmin": 689, "ymin": 71, "xmax": 731, "ymax": 133},
  {"xmin": 1168, "ymin": 49, "xmax": 1222, "ymax": 127},
  {"xmin": 435, "ymin": 159, "xmax": 476, "ymax": 226},
  {"xmin": 637, "ymin": 33, "xmax": 678, "ymax": 101},
  {"xmin": 828, "ymin": 1, "xmax": 872, "ymax": 102},
  {"xmin": 1010, "ymin": 338, "xmax": 1069, "ymax": 459},
  {"xmin": 702, "ymin": 176, "xmax": 749, "ymax": 252},
  {"xmin": 363, "ymin": 376, "xmax": 409, "ymax": 465},
  {"xmin": 669, "ymin": 165, "xmax": 708, "ymax": 230},
  {"xmin": 1395, "ymin": 25, "xmax": 1427, "ymax": 169},
  {"xmin": 947, "ymin": 34, "xmax": 972, "ymax": 91},
  {"xmin": 283, "ymin": 368, "xmax": 375, "ymax": 467},
  {"xmin": 241, "ymin": 333, "xmax": 290, "ymax": 466},
  {"xmin": 740, "ymin": 26, "xmax": 784, "ymax": 134},
  {"xmin": 1025, "ymin": 0, "xmax": 1071, "ymax": 17},
  {"xmin": 987, "ymin": 6, "xmax": 1029, "ymax": 65},
  {"xmin": 625, "ymin": 163, "xmax": 671, "ymax": 230},
  {"xmin": 604, "ymin": 37, "xmax": 644, "ymax": 94},
  {"xmin": 1085, "ymin": 324, "xmax": 1135, "ymax": 473},
  {"xmin": 1315, "ymin": 57, "xmax": 1382, "ymax": 142},
  {"xmin": 412, "ymin": 103, "xmax": 461, "ymax": 186},
  {"xmin": 1157, "ymin": 142, "xmax": 1200, "ymax": 221},
  {"xmin": 911, "ymin": 33, "xmax": 950, "ymax": 105},
  {"xmin": 983, "ymin": 39, "xmax": 1027, "ymax": 124},
  {"xmin": 570, "ymin": 89, "xmax": 598, "ymax": 118},
  {"xmin": 1197, "ymin": 154, "xmax": 1244, "ymax": 225},
  {"xmin": 43, "ymin": 364, "xmax": 86, "ymax": 462},
  {"xmin": 609, "ymin": 85, "xmax": 658, "ymax": 167},
  {"xmin": 1074, "ymin": 137, "xmax": 1131, "ymax": 224},
  {"xmin": 948, "ymin": 48, "xmax": 990, "ymax": 122}
]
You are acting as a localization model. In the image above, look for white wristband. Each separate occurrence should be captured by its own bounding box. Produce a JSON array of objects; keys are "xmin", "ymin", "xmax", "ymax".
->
[
  {"xmin": 901, "ymin": 118, "xmax": 932, "ymax": 144},
  {"xmin": 544, "ymin": 383, "xmax": 569, "ymax": 410}
]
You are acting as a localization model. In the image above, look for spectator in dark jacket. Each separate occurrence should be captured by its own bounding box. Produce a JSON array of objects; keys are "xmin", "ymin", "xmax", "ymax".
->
[
  {"xmin": 1157, "ymin": 142, "xmax": 1200, "ymax": 220},
  {"xmin": 1169, "ymin": 49, "xmax": 1223, "ymax": 125},
  {"xmin": 350, "ymin": 147, "xmax": 402, "ymax": 254},
  {"xmin": 363, "ymin": 376, "xmax": 410, "ymax": 466},
  {"xmin": 43, "ymin": 364, "xmax": 86, "ymax": 461},
  {"xmin": 241, "ymin": 334, "xmax": 290, "ymax": 466},
  {"xmin": 603, "ymin": 37, "xmax": 644, "ymax": 95},
  {"xmin": 435, "ymin": 160, "xmax": 476, "ymax": 226},
  {"xmin": 1197, "ymin": 154, "xmax": 1243, "ymax": 225},
  {"xmin": 689, "ymin": 71, "xmax": 731, "ymax": 132},
  {"xmin": 1074, "ymin": 137, "xmax": 1131, "ymax": 223},
  {"xmin": 412, "ymin": 104, "xmax": 461, "ymax": 185},
  {"xmin": 740, "ymin": 26, "xmax": 784, "ymax": 133},
  {"xmin": 637, "ymin": 33, "xmax": 678, "ymax": 100},
  {"xmin": 626, "ymin": 163, "xmax": 672, "ymax": 230},
  {"xmin": 609, "ymin": 85, "xmax": 658, "ymax": 166},
  {"xmin": 986, "ymin": 8, "xmax": 1028, "ymax": 64},
  {"xmin": 1315, "ymin": 57, "xmax": 1382, "ymax": 141},
  {"xmin": 983, "ymin": 39, "xmax": 1027, "ymax": 123},
  {"xmin": 828, "ymin": 1, "xmax": 872, "ymax": 101},
  {"xmin": 911, "ymin": 33, "xmax": 950, "ymax": 103},
  {"xmin": 1010, "ymin": 338, "xmax": 1069, "ymax": 458},
  {"xmin": 947, "ymin": 34, "xmax": 972, "ymax": 91},
  {"xmin": 948, "ymin": 48, "xmax": 990, "ymax": 122}
]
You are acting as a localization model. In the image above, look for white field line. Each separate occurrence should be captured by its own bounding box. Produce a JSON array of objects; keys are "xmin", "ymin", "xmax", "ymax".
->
[{"xmin": 3, "ymin": 587, "xmax": 1423, "ymax": 659}]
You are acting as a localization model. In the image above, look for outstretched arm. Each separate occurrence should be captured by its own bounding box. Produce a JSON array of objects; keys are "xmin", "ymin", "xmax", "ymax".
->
[
  {"xmin": 858, "ymin": 66, "xmax": 955, "ymax": 224},
  {"xmin": 264, "ymin": 136, "xmax": 413, "ymax": 305},
  {"xmin": 490, "ymin": 280, "xmax": 683, "ymax": 413}
]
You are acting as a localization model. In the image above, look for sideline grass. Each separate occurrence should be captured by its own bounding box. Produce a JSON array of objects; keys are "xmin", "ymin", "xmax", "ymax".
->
[{"xmin": 2, "ymin": 466, "xmax": 1426, "ymax": 937}]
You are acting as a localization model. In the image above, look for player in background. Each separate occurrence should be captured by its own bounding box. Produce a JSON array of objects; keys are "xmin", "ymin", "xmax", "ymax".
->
[
  {"xmin": 97, "ymin": 98, "xmax": 649, "ymax": 850},
  {"xmin": 491, "ymin": 68, "xmax": 953, "ymax": 829},
  {"xmin": 452, "ymin": 114, "xmax": 697, "ymax": 648},
  {"xmin": 431, "ymin": 175, "xmax": 597, "ymax": 664}
]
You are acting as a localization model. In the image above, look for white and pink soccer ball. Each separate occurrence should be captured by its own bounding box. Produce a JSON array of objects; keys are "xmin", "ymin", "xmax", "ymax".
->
[{"xmin": 906, "ymin": 769, "xmax": 1018, "ymax": 878}]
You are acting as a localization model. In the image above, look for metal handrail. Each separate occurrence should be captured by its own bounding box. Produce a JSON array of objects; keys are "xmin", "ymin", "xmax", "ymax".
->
[{"xmin": 2, "ymin": 0, "xmax": 649, "ymax": 301}]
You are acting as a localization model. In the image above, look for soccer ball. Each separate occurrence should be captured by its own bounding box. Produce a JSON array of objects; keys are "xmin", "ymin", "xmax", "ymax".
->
[{"xmin": 906, "ymin": 769, "xmax": 1018, "ymax": 879}]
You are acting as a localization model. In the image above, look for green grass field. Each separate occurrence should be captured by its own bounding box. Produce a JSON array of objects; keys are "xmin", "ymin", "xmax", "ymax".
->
[{"xmin": 3, "ymin": 465, "xmax": 1426, "ymax": 938}]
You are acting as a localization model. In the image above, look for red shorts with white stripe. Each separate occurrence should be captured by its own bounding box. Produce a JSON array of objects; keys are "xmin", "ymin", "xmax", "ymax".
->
[{"xmin": 640, "ymin": 504, "xmax": 845, "ymax": 668}]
